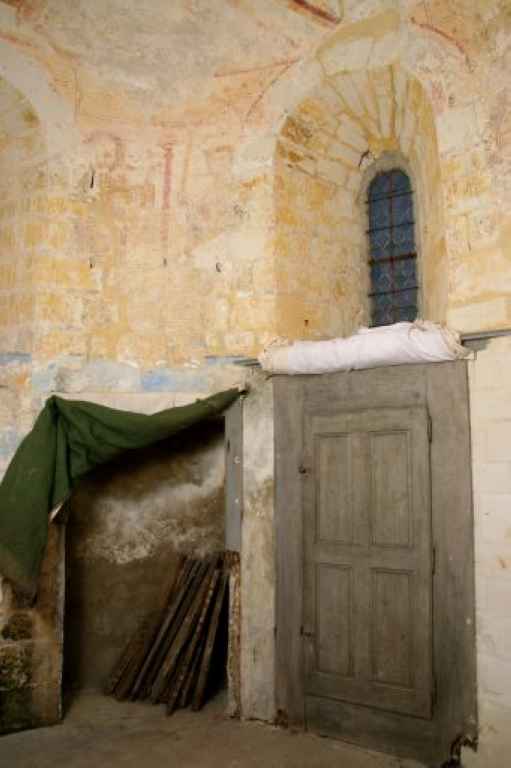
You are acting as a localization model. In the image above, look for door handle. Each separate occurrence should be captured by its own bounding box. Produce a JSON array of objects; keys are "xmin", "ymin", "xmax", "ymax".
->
[{"xmin": 298, "ymin": 464, "xmax": 309, "ymax": 475}]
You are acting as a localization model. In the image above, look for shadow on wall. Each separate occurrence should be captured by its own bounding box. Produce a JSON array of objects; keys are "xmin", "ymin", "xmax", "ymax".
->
[{"xmin": 64, "ymin": 420, "xmax": 226, "ymax": 695}]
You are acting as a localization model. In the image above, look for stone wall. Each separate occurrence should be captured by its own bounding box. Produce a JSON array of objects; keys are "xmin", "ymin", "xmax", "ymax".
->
[
  {"xmin": 0, "ymin": 523, "xmax": 64, "ymax": 734},
  {"xmin": 273, "ymin": 62, "xmax": 445, "ymax": 338}
]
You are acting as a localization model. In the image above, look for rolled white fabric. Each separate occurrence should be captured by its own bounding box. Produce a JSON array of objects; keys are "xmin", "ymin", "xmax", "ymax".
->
[{"xmin": 259, "ymin": 321, "xmax": 468, "ymax": 375}]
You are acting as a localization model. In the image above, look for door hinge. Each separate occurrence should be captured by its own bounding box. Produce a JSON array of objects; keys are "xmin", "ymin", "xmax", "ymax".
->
[{"xmin": 427, "ymin": 413, "xmax": 433, "ymax": 443}]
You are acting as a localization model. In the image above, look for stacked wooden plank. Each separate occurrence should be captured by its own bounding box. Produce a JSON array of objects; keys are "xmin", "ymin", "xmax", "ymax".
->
[{"xmin": 105, "ymin": 552, "xmax": 230, "ymax": 714}]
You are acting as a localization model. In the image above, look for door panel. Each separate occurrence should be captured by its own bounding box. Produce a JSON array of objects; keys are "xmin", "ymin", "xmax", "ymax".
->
[
  {"xmin": 303, "ymin": 407, "xmax": 432, "ymax": 719},
  {"xmin": 372, "ymin": 568, "xmax": 412, "ymax": 687},
  {"xmin": 316, "ymin": 564, "xmax": 353, "ymax": 677},
  {"xmin": 317, "ymin": 436, "xmax": 353, "ymax": 544},
  {"xmin": 370, "ymin": 431, "xmax": 411, "ymax": 547},
  {"xmin": 274, "ymin": 363, "xmax": 477, "ymax": 765}
]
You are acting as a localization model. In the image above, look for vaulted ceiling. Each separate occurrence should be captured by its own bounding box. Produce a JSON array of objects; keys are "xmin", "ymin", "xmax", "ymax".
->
[{"xmin": 2, "ymin": 1, "xmax": 341, "ymax": 110}]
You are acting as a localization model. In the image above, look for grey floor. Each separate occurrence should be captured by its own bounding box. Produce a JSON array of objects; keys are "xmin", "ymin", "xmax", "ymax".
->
[{"xmin": 0, "ymin": 691, "xmax": 423, "ymax": 768}]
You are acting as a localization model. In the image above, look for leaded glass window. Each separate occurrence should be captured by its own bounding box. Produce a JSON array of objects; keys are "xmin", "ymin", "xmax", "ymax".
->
[{"xmin": 367, "ymin": 169, "xmax": 418, "ymax": 327}]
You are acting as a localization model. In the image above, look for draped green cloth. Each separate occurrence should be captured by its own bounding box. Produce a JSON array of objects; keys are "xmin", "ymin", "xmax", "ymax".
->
[{"xmin": 0, "ymin": 389, "xmax": 240, "ymax": 598}]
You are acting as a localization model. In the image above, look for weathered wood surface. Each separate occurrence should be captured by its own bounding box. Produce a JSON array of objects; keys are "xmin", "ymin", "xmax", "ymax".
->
[
  {"xmin": 274, "ymin": 376, "xmax": 305, "ymax": 728},
  {"xmin": 151, "ymin": 559, "xmax": 214, "ymax": 703},
  {"xmin": 105, "ymin": 552, "xmax": 231, "ymax": 717},
  {"xmin": 225, "ymin": 400, "xmax": 243, "ymax": 553},
  {"xmin": 303, "ymin": 406, "xmax": 432, "ymax": 719},
  {"xmin": 192, "ymin": 568, "xmax": 229, "ymax": 711},
  {"xmin": 274, "ymin": 362, "xmax": 477, "ymax": 765},
  {"xmin": 166, "ymin": 568, "xmax": 220, "ymax": 714}
]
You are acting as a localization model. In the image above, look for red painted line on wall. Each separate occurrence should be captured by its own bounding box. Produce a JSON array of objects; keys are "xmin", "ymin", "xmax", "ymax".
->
[
  {"xmin": 411, "ymin": 18, "xmax": 471, "ymax": 67},
  {"xmin": 162, "ymin": 144, "xmax": 173, "ymax": 211},
  {"xmin": 214, "ymin": 59, "xmax": 299, "ymax": 78},
  {"xmin": 160, "ymin": 144, "xmax": 173, "ymax": 257},
  {"xmin": 288, "ymin": 0, "xmax": 340, "ymax": 26},
  {"xmin": 245, "ymin": 59, "xmax": 297, "ymax": 122}
]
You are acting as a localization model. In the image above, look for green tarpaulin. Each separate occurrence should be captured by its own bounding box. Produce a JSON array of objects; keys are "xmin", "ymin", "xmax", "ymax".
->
[{"xmin": 0, "ymin": 389, "xmax": 240, "ymax": 598}]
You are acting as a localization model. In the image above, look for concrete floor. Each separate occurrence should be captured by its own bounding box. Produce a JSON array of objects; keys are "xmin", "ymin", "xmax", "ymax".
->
[{"xmin": 0, "ymin": 692, "xmax": 423, "ymax": 768}]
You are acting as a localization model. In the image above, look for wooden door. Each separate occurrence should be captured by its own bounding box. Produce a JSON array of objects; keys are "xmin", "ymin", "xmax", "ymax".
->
[
  {"xmin": 302, "ymin": 407, "xmax": 432, "ymax": 719},
  {"xmin": 274, "ymin": 363, "xmax": 477, "ymax": 766}
]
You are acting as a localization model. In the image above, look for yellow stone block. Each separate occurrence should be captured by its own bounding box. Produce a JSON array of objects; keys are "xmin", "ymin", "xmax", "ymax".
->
[
  {"xmin": 24, "ymin": 220, "xmax": 49, "ymax": 249},
  {"xmin": 48, "ymin": 220, "xmax": 73, "ymax": 250},
  {"xmin": 47, "ymin": 197, "xmax": 70, "ymax": 215},
  {"xmin": 34, "ymin": 292, "xmax": 69, "ymax": 323},
  {"xmin": 35, "ymin": 328, "xmax": 87, "ymax": 360}
]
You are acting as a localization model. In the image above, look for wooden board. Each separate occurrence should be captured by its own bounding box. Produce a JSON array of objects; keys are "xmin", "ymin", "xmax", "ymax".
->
[
  {"xmin": 274, "ymin": 377, "xmax": 305, "ymax": 728},
  {"xmin": 191, "ymin": 568, "xmax": 229, "ymax": 711},
  {"xmin": 166, "ymin": 568, "xmax": 221, "ymax": 714},
  {"xmin": 150, "ymin": 559, "xmax": 214, "ymax": 702},
  {"xmin": 133, "ymin": 559, "xmax": 200, "ymax": 697},
  {"xmin": 225, "ymin": 399, "xmax": 243, "ymax": 554}
]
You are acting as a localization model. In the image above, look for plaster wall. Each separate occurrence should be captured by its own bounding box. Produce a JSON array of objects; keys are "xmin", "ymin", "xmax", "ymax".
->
[
  {"xmin": 240, "ymin": 377, "xmax": 275, "ymax": 723},
  {"xmin": 0, "ymin": 76, "xmax": 43, "ymax": 475},
  {"xmin": 65, "ymin": 421, "xmax": 225, "ymax": 691},
  {"xmin": 464, "ymin": 337, "xmax": 511, "ymax": 767}
]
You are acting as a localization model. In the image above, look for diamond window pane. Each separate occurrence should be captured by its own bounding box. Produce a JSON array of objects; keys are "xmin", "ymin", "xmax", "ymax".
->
[
  {"xmin": 393, "ymin": 223, "xmax": 414, "ymax": 256},
  {"xmin": 372, "ymin": 295, "xmax": 394, "ymax": 326},
  {"xmin": 369, "ymin": 227, "xmax": 392, "ymax": 260},
  {"xmin": 392, "ymin": 193, "xmax": 413, "ymax": 226},
  {"xmin": 395, "ymin": 305, "xmax": 418, "ymax": 322},
  {"xmin": 394, "ymin": 258, "xmax": 417, "ymax": 290},
  {"xmin": 395, "ymin": 288, "xmax": 418, "ymax": 308},
  {"xmin": 370, "ymin": 262, "xmax": 393, "ymax": 293},
  {"xmin": 369, "ymin": 173, "xmax": 391, "ymax": 200},
  {"xmin": 367, "ymin": 169, "xmax": 418, "ymax": 328},
  {"xmin": 369, "ymin": 197, "xmax": 391, "ymax": 229},
  {"xmin": 391, "ymin": 170, "xmax": 411, "ymax": 194}
]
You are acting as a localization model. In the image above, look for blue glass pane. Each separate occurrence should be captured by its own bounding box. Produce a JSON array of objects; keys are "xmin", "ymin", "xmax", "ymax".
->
[
  {"xmin": 391, "ymin": 170, "xmax": 411, "ymax": 194},
  {"xmin": 369, "ymin": 197, "xmax": 391, "ymax": 229},
  {"xmin": 369, "ymin": 172, "xmax": 390, "ymax": 200},
  {"xmin": 372, "ymin": 294, "xmax": 394, "ymax": 326},
  {"xmin": 373, "ymin": 291, "xmax": 393, "ymax": 310},
  {"xmin": 395, "ymin": 305, "xmax": 417, "ymax": 322},
  {"xmin": 395, "ymin": 288, "xmax": 418, "ymax": 308},
  {"xmin": 394, "ymin": 258, "xmax": 417, "ymax": 290},
  {"xmin": 392, "ymin": 224, "xmax": 414, "ymax": 256},
  {"xmin": 367, "ymin": 169, "xmax": 417, "ymax": 327},
  {"xmin": 369, "ymin": 227, "xmax": 392, "ymax": 259},
  {"xmin": 392, "ymin": 192, "xmax": 413, "ymax": 225},
  {"xmin": 371, "ymin": 262, "xmax": 393, "ymax": 293}
]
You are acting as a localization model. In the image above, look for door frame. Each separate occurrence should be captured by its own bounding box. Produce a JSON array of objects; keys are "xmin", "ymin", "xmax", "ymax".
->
[{"xmin": 274, "ymin": 362, "xmax": 477, "ymax": 766}]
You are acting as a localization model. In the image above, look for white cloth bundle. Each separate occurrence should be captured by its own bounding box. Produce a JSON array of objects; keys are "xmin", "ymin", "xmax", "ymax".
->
[{"xmin": 259, "ymin": 321, "xmax": 468, "ymax": 375}]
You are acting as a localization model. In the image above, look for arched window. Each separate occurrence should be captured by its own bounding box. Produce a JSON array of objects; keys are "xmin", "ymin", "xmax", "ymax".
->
[{"xmin": 367, "ymin": 169, "xmax": 418, "ymax": 326}]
